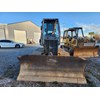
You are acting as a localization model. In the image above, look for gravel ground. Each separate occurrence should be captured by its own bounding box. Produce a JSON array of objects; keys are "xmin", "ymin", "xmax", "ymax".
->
[
  {"xmin": 85, "ymin": 57, "xmax": 100, "ymax": 87},
  {"xmin": 0, "ymin": 77, "xmax": 87, "ymax": 87},
  {"xmin": 0, "ymin": 44, "xmax": 42, "ymax": 79},
  {"xmin": 0, "ymin": 44, "xmax": 100, "ymax": 87}
]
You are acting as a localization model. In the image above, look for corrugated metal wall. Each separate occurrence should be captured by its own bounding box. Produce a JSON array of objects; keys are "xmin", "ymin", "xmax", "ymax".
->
[
  {"xmin": 0, "ymin": 21, "xmax": 41, "ymax": 44},
  {"xmin": 0, "ymin": 29, "xmax": 5, "ymax": 40},
  {"xmin": 7, "ymin": 21, "xmax": 41, "ymax": 44},
  {"xmin": 0, "ymin": 24, "xmax": 8, "ymax": 40}
]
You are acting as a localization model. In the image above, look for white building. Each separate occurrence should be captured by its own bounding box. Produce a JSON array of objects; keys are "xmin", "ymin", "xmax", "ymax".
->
[
  {"xmin": 0, "ymin": 24, "xmax": 8, "ymax": 40},
  {"xmin": 0, "ymin": 21, "xmax": 41, "ymax": 44}
]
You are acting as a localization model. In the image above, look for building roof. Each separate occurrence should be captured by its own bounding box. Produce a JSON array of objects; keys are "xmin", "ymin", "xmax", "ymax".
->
[
  {"xmin": 8, "ymin": 20, "xmax": 40, "ymax": 27},
  {"xmin": 8, "ymin": 20, "xmax": 41, "ymax": 33},
  {"xmin": 0, "ymin": 23, "xmax": 7, "ymax": 25},
  {"xmin": 0, "ymin": 20, "xmax": 41, "ymax": 33}
]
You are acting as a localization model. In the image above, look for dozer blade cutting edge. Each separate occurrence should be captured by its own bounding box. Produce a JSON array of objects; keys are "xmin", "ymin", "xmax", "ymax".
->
[
  {"xmin": 73, "ymin": 46, "xmax": 99, "ymax": 57},
  {"xmin": 17, "ymin": 55, "xmax": 87, "ymax": 84}
]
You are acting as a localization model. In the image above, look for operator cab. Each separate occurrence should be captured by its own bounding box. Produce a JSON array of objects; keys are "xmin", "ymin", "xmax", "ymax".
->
[
  {"xmin": 40, "ymin": 19, "xmax": 60, "ymax": 46},
  {"xmin": 63, "ymin": 27, "xmax": 84, "ymax": 40}
]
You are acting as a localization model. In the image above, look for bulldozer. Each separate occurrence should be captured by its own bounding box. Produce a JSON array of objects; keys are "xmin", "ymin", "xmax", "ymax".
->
[
  {"xmin": 17, "ymin": 19, "xmax": 87, "ymax": 84},
  {"xmin": 61, "ymin": 27, "xmax": 99, "ymax": 57}
]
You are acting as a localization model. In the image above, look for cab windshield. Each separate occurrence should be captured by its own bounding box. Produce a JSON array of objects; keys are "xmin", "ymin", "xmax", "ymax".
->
[{"xmin": 43, "ymin": 22, "xmax": 59, "ymax": 37}]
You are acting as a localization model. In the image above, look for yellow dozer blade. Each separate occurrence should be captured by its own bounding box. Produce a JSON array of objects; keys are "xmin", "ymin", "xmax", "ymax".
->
[
  {"xmin": 74, "ymin": 46, "xmax": 99, "ymax": 57},
  {"xmin": 17, "ymin": 55, "xmax": 87, "ymax": 84}
]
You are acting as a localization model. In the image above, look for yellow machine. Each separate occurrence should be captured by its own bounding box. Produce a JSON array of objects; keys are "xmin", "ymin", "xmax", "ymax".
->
[
  {"xmin": 62, "ymin": 27, "xmax": 99, "ymax": 57},
  {"xmin": 17, "ymin": 20, "xmax": 87, "ymax": 84}
]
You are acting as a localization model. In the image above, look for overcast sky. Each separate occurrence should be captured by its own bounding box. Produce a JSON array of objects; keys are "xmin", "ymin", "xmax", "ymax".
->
[{"xmin": 0, "ymin": 12, "xmax": 100, "ymax": 35}]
